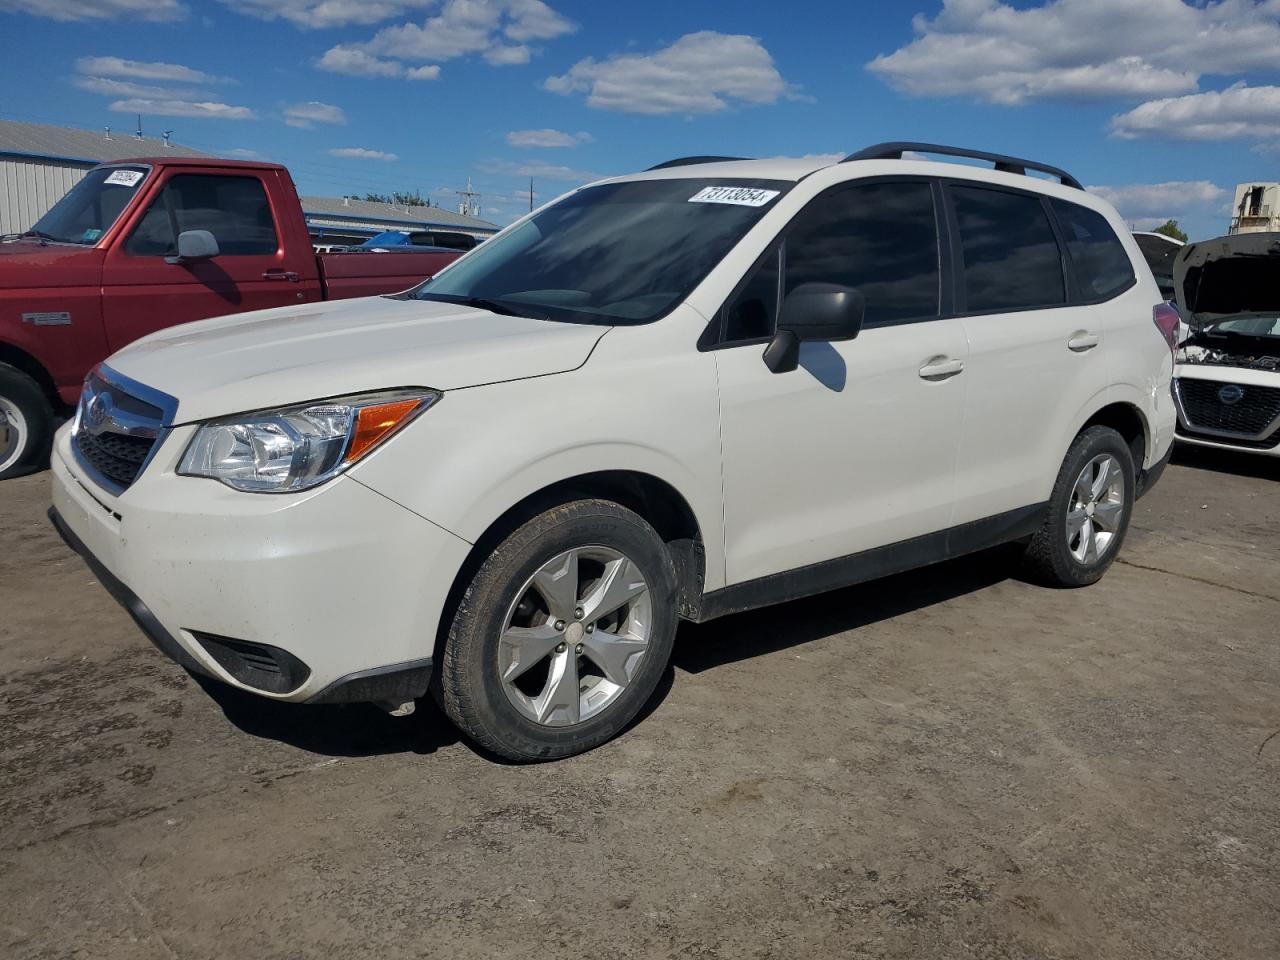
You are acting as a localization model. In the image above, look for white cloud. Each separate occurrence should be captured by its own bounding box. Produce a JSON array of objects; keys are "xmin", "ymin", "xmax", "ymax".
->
[
  {"xmin": 74, "ymin": 76, "xmax": 210, "ymax": 101},
  {"xmin": 406, "ymin": 64, "xmax": 441, "ymax": 80},
  {"xmin": 1087, "ymin": 181, "xmax": 1228, "ymax": 226},
  {"xmin": 109, "ymin": 98, "xmax": 256, "ymax": 120},
  {"xmin": 0, "ymin": 0, "xmax": 184, "ymax": 20},
  {"xmin": 545, "ymin": 31, "xmax": 795, "ymax": 115},
  {"xmin": 75, "ymin": 56, "xmax": 250, "ymax": 122},
  {"xmin": 868, "ymin": 0, "xmax": 1280, "ymax": 105},
  {"xmin": 318, "ymin": 0, "xmax": 573, "ymax": 79},
  {"xmin": 317, "ymin": 47, "xmax": 406, "ymax": 77},
  {"xmin": 329, "ymin": 147, "xmax": 400, "ymax": 161},
  {"xmin": 284, "ymin": 101, "xmax": 347, "ymax": 127},
  {"xmin": 1111, "ymin": 83, "xmax": 1280, "ymax": 140},
  {"xmin": 75, "ymin": 56, "xmax": 216, "ymax": 84},
  {"xmin": 219, "ymin": 0, "xmax": 436, "ymax": 29},
  {"xmin": 480, "ymin": 159, "xmax": 601, "ymax": 182},
  {"xmin": 505, "ymin": 128, "xmax": 591, "ymax": 148},
  {"xmin": 484, "ymin": 44, "xmax": 530, "ymax": 65}
]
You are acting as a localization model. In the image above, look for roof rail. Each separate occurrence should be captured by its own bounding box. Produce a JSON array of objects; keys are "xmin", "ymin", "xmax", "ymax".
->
[
  {"xmin": 842, "ymin": 142, "xmax": 1083, "ymax": 190},
  {"xmin": 646, "ymin": 155, "xmax": 752, "ymax": 171}
]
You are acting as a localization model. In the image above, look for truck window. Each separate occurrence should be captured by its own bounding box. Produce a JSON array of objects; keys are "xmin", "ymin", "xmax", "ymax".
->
[
  {"xmin": 27, "ymin": 165, "xmax": 150, "ymax": 245},
  {"xmin": 125, "ymin": 174, "xmax": 279, "ymax": 257}
]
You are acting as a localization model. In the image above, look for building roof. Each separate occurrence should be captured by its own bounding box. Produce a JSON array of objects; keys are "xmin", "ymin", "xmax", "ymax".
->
[
  {"xmin": 0, "ymin": 119, "xmax": 208, "ymax": 165},
  {"xmin": 300, "ymin": 195, "xmax": 499, "ymax": 233}
]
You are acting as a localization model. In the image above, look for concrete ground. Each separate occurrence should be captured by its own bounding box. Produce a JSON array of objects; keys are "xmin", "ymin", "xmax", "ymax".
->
[{"xmin": 1, "ymin": 448, "xmax": 1277, "ymax": 960}]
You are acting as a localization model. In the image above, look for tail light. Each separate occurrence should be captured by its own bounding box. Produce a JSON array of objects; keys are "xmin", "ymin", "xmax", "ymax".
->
[{"xmin": 1153, "ymin": 302, "xmax": 1181, "ymax": 356}]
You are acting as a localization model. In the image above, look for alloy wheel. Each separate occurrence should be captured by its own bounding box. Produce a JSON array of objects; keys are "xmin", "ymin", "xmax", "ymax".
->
[
  {"xmin": 1065, "ymin": 453, "xmax": 1125, "ymax": 565},
  {"xmin": 498, "ymin": 546, "xmax": 652, "ymax": 727}
]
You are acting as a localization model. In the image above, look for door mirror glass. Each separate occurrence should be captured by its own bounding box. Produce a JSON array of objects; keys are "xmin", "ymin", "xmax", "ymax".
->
[
  {"xmin": 764, "ymin": 283, "xmax": 864, "ymax": 373},
  {"xmin": 169, "ymin": 229, "xmax": 220, "ymax": 263}
]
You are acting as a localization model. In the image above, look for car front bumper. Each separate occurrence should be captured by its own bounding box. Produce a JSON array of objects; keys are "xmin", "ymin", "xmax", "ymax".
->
[{"xmin": 49, "ymin": 424, "xmax": 472, "ymax": 703}]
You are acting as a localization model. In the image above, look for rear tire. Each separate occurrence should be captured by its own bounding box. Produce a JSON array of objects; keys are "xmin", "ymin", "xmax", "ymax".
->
[
  {"xmin": 439, "ymin": 499, "xmax": 678, "ymax": 762},
  {"xmin": 1023, "ymin": 426, "xmax": 1135, "ymax": 588},
  {"xmin": 0, "ymin": 364, "xmax": 53, "ymax": 481}
]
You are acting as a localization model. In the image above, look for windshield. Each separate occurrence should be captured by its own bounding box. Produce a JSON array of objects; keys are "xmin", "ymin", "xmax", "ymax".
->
[
  {"xmin": 409, "ymin": 178, "xmax": 790, "ymax": 325},
  {"xmin": 1206, "ymin": 316, "xmax": 1280, "ymax": 339},
  {"xmin": 28, "ymin": 165, "xmax": 150, "ymax": 245}
]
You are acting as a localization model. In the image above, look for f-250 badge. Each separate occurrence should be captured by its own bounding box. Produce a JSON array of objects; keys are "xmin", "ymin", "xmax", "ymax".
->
[{"xmin": 21, "ymin": 311, "xmax": 72, "ymax": 326}]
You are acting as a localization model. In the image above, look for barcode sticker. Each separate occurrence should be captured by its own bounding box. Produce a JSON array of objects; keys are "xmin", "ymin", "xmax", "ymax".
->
[
  {"xmin": 688, "ymin": 186, "xmax": 780, "ymax": 207},
  {"xmin": 104, "ymin": 170, "xmax": 144, "ymax": 187}
]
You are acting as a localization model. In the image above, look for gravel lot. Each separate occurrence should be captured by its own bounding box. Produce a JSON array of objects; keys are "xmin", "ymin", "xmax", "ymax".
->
[{"xmin": 2, "ymin": 449, "xmax": 1277, "ymax": 960}]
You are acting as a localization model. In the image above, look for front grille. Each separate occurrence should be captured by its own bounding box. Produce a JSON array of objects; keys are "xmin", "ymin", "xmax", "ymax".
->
[
  {"xmin": 1175, "ymin": 378, "xmax": 1280, "ymax": 438},
  {"xmin": 75, "ymin": 429, "xmax": 155, "ymax": 488},
  {"xmin": 72, "ymin": 368, "xmax": 176, "ymax": 494}
]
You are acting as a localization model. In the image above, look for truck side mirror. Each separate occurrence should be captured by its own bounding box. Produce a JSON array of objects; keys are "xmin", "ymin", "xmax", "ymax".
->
[
  {"xmin": 763, "ymin": 283, "xmax": 865, "ymax": 374},
  {"xmin": 166, "ymin": 230, "xmax": 220, "ymax": 264}
]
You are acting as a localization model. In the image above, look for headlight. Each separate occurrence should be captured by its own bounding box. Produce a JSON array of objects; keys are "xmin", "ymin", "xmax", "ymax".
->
[{"xmin": 177, "ymin": 389, "xmax": 439, "ymax": 493}]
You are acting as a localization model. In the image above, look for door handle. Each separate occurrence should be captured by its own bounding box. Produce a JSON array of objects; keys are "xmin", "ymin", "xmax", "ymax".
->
[
  {"xmin": 1068, "ymin": 331, "xmax": 1100, "ymax": 352},
  {"xmin": 262, "ymin": 269, "xmax": 300, "ymax": 282},
  {"xmin": 918, "ymin": 357, "xmax": 964, "ymax": 380}
]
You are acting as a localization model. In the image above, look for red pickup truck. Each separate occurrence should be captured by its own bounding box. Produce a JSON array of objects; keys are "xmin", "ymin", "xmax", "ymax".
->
[{"xmin": 0, "ymin": 157, "xmax": 463, "ymax": 479}]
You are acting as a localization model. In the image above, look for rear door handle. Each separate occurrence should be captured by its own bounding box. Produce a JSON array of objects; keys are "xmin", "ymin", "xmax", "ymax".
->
[
  {"xmin": 1068, "ymin": 331, "xmax": 1100, "ymax": 352},
  {"xmin": 262, "ymin": 269, "xmax": 300, "ymax": 282},
  {"xmin": 918, "ymin": 357, "xmax": 964, "ymax": 380}
]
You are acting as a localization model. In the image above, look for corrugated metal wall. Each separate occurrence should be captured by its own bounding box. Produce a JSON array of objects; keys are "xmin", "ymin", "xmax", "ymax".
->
[{"xmin": 0, "ymin": 157, "xmax": 90, "ymax": 234}]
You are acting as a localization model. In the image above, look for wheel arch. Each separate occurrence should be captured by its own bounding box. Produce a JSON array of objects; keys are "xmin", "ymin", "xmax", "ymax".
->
[
  {"xmin": 1077, "ymin": 399, "xmax": 1149, "ymax": 472},
  {"xmin": 0, "ymin": 340, "xmax": 60, "ymax": 408},
  {"xmin": 431, "ymin": 469, "xmax": 709, "ymax": 665}
]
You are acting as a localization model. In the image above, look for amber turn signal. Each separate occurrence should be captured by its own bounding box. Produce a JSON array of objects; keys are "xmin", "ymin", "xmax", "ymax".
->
[{"xmin": 346, "ymin": 398, "xmax": 426, "ymax": 463}]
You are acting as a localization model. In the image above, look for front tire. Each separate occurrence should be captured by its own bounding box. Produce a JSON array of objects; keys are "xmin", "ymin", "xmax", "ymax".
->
[
  {"xmin": 1023, "ymin": 426, "xmax": 1135, "ymax": 588},
  {"xmin": 0, "ymin": 364, "xmax": 53, "ymax": 481},
  {"xmin": 439, "ymin": 499, "xmax": 678, "ymax": 762}
]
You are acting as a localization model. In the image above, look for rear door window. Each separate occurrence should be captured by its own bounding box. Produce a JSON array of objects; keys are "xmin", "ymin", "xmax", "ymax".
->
[
  {"xmin": 125, "ymin": 174, "xmax": 279, "ymax": 257},
  {"xmin": 1050, "ymin": 200, "xmax": 1135, "ymax": 301},
  {"xmin": 951, "ymin": 185, "xmax": 1065, "ymax": 313}
]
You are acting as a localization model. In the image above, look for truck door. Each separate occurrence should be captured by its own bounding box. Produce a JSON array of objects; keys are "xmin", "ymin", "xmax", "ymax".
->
[{"xmin": 101, "ymin": 169, "xmax": 321, "ymax": 352}]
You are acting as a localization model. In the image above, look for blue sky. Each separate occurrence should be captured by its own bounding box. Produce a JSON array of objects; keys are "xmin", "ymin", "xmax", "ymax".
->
[{"xmin": 1, "ymin": 0, "xmax": 1278, "ymax": 237}]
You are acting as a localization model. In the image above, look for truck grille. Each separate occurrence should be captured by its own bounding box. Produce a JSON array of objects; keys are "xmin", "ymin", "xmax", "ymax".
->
[
  {"xmin": 72, "ymin": 368, "xmax": 177, "ymax": 494},
  {"xmin": 1175, "ymin": 378, "xmax": 1280, "ymax": 442}
]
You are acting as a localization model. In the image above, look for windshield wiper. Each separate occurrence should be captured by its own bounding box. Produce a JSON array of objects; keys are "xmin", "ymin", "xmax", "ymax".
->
[
  {"xmin": 437, "ymin": 295, "xmax": 545, "ymax": 320},
  {"xmin": 21, "ymin": 229, "xmax": 59, "ymax": 244}
]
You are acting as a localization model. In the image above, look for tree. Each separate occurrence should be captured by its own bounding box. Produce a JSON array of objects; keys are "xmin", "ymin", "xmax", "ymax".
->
[
  {"xmin": 360, "ymin": 190, "xmax": 431, "ymax": 208},
  {"xmin": 1152, "ymin": 219, "xmax": 1188, "ymax": 243}
]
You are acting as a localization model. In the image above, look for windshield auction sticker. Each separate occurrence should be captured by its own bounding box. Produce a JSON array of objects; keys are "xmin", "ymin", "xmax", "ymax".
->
[
  {"xmin": 688, "ymin": 186, "xmax": 780, "ymax": 207},
  {"xmin": 104, "ymin": 170, "xmax": 145, "ymax": 187}
]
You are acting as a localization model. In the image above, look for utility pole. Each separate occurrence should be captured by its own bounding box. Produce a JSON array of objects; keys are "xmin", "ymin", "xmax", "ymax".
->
[
  {"xmin": 530, "ymin": 177, "xmax": 534, "ymax": 212},
  {"xmin": 456, "ymin": 178, "xmax": 482, "ymax": 218}
]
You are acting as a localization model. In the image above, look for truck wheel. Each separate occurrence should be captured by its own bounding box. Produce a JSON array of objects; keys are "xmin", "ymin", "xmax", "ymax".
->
[
  {"xmin": 439, "ymin": 499, "xmax": 678, "ymax": 762},
  {"xmin": 1022, "ymin": 425, "xmax": 1135, "ymax": 588},
  {"xmin": 0, "ymin": 364, "xmax": 53, "ymax": 481}
]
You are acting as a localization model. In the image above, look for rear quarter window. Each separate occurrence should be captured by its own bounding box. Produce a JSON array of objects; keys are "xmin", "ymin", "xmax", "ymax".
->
[{"xmin": 1050, "ymin": 200, "xmax": 1135, "ymax": 301}]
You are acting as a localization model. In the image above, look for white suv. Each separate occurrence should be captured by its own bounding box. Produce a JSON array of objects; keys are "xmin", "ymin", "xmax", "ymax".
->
[{"xmin": 50, "ymin": 143, "xmax": 1177, "ymax": 760}]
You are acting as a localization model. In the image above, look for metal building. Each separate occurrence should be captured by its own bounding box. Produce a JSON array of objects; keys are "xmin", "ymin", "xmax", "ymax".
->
[
  {"xmin": 1228, "ymin": 182, "xmax": 1280, "ymax": 235},
  {"xmin": 0, "ymin": 119, "xmax": 207, "ymax": 234},
  {"xmin": 300, "ymin": 195, "xmax": 499, "ymax": 245}
]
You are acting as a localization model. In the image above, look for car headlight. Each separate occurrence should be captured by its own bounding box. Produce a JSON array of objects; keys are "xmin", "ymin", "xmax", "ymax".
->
[{"xmin": 177, "ymin": 389, "xmax": 439, "ymax": 493}]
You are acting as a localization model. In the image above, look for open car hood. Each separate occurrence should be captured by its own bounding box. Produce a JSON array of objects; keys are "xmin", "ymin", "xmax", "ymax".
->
[{"xmin": 1174, "ymin": 232, "xmax": 1280, "ymax": 329}]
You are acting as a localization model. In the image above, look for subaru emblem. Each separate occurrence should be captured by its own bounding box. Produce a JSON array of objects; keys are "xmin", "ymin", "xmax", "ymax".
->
[{"xmin": 1217, "ymin": 384, "xmax": 1245, "ymax": 405}]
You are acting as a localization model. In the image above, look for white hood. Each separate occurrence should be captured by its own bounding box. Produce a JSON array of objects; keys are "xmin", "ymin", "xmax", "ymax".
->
[{"xmin": 106, "ymin": 295, "xmax": 610, "ymax": 423}]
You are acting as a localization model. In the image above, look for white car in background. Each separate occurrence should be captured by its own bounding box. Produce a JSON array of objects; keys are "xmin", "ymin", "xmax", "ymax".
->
[
  {"xmin": 50, "ymin": 142, "xmax": 1177, "ymax": 761},
  {"xmin": 1173, "ymin": 232, "xmax": 1280, "ymax": 457}
]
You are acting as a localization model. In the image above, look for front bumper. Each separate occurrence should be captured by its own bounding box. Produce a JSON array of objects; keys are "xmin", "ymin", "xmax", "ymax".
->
[{"xmin": 50, "ymin": 424, "xmax": 472, "ymax": 703}]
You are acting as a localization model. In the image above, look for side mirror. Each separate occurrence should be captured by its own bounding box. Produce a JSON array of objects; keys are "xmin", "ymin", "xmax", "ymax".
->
[
  {"xmin": 763, "ymin": 283, "xmax": 864, "ymax": 374},
  {"xmin": 166, "ymin": 229, "xmax": 219, "ymax": 264}
]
